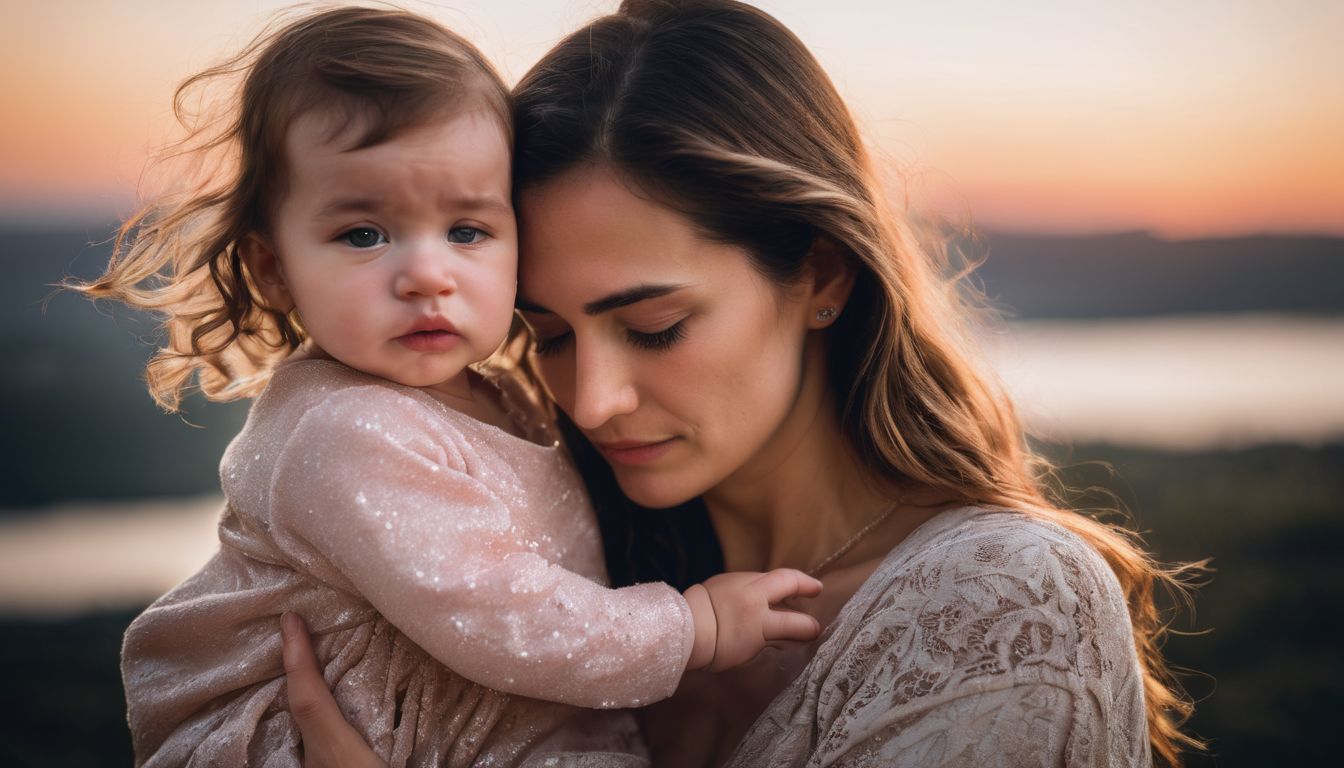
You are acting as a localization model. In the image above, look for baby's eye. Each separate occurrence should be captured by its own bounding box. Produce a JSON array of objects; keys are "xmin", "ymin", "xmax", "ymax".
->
[
  {"xmin": 447, "ymin": 227, "xmax": 486, "ymax": 245},
  {"xmin": 341, "ymin": 228, "xmax": 387, "ymax": 248}
]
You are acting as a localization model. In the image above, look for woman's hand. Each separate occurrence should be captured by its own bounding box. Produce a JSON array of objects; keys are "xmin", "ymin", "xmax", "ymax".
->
[{"xmin": 279, "ymin": 613, "xmax": 387, "ymax": 768}]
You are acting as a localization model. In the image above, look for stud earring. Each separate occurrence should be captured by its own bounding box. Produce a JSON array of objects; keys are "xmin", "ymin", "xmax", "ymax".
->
[{"xmin": 815, "ymin": 306, "xmax": 838, "ymax": 323}]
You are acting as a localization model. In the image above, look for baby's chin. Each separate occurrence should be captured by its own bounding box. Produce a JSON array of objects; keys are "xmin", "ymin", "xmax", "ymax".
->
[
  {"xmin": 317, "ymin": 349, "xmax": 472, "ymax": 393},
  {"xmin": 388, "ymin": 369, "xmax": 474, "ymax": 395}
]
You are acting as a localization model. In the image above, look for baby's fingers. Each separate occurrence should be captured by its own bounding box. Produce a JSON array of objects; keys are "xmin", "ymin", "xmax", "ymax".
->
[
  {"xmin": 759, "ymin": 568, "xmax": 823, "ymax": 603},
  {"xmin": 762, "ymin": 609, "xmax": 823, "ymax": 642}
]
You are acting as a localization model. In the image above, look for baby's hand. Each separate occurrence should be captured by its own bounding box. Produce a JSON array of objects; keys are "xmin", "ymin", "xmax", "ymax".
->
[{"xmin": 683, "ymin": 569, "xmax": 823, "ymax": 672}]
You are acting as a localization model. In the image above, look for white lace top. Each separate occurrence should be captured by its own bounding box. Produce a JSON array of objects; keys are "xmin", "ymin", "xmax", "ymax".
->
[{"xmin": 725, "ymin": 506, "xmax": 1150, "ymax": 767}]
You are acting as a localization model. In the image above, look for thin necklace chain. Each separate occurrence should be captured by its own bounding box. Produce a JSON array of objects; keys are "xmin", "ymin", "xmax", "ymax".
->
[{"xmin": 807, "ymin": 499, "xmax": 903, "ymax": 577}]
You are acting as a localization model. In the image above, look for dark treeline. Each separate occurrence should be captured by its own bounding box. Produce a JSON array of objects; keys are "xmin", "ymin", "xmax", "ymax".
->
[{"xmin": 970, "ymin": 230, "xmax": 1344, "ymax": 319}]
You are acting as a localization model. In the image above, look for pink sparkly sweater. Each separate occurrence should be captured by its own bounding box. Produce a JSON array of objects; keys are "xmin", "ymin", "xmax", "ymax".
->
[{"xmin": 121, "ymin": 359, "xmax": 693, "ymax": 767}]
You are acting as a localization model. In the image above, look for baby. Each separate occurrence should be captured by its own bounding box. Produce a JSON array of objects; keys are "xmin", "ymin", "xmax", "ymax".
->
[{"xmin": 80, "ymin": 7, "xmax": 820, "ymax": 767}]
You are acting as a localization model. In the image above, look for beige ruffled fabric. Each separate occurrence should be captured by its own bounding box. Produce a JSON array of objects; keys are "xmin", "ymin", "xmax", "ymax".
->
[{"xmin": 122, "ymin": 359, "xmax": 692, "ymax": 767}]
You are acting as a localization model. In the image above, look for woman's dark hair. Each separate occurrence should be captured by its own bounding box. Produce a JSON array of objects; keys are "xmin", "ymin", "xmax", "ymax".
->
[{"xmin": 511, "ymin": 1, "xmax": 1203, "ymax": 763}]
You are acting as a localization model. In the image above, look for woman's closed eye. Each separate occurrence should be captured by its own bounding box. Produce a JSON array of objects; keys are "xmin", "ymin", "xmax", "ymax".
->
[
  {"xmin": 533, "ymin": 330, "xmax": 572, "ymax": 357},
  {"xmin": 531, "ymin": 320, "xmax": 687, "ymax": 358},
  {"xmin": 627, "ymin": 321, "xmax": 686, "ymax": 351}
]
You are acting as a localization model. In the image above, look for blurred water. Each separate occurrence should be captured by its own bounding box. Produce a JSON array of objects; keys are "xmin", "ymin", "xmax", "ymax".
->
[
  {"xmin": 2, "ymin": 313, "xmax": 1340, "ymax": 616},
  {"xmin": 988, "ymin": 313, "xmax": 1344, "ymax": 449},
  {"xmin": 0, "ymin": 496, "xmax": 221, "ymax": 615}
]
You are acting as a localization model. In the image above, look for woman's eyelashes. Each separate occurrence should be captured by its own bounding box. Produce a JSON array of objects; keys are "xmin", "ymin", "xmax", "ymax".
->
[
  {"xmin": 532, "ymin": 330, "xmax": 572, "ymax": 357},
  {"xmin": 626, "ymin": 321, "xmax": 686, "ymax": 351},
  {"xmin": 532, "ymin": 320, "xmax": 688, "ymax": 358}
]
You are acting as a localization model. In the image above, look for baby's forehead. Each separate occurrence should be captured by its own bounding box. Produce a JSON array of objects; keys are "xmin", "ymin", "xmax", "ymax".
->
[
  {"xmin": 283, "ymin": 106, "xmax": 392, "ymax": 156},
  {"xmin": 286, "ymin": 108, "xmax": 353, "ymax": 147},
  {"xmin": 279, "ymin": 107, "xmax": 513, "ymax": 216},
  {"xmin": 283, "ymin": 93, "xmax": 507, "ymax": 158}
]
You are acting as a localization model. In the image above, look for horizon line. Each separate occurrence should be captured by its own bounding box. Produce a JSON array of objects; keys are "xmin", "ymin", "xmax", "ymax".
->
[{"xmin": 3, "ymin": 210, "xmax": 1340, "ymax": 244}]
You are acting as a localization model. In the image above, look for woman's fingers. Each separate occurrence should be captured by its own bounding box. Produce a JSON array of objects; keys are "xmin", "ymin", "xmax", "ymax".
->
[
  {"xmin": 758, "ymin": 568, "xmax": 824, "ymax": 603},
  {"xmin": 281, "ymin": 613, "xmax": 332, "ymax": 723},
  {"xmin": 280, "ymin": 612, "xmax": 386, "ymax": 768},
  {"xmin": 762, "ymin": 608, "xmax": 823, "ymax": 642}
]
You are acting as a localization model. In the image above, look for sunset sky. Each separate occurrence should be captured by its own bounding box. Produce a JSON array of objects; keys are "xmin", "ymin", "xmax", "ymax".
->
[{"xmin": 3, "ymin": 0, "xmax": 1341, "ymax": 236}]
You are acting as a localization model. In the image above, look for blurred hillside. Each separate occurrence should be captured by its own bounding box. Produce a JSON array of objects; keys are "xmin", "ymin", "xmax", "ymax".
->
[
  {"xmin": 3, "ymin": 226, "xmax": 247, "ymax": 509},
  {"xmin": 1053, "ymin": 442, "xmax": 1344, "ymax": 766},
  {"xmin": 973, "ymin": 231, "xmax": 1344, "ymax": 318}
]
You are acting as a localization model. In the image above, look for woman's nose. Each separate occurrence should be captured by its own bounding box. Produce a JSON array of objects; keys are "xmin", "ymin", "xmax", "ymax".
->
[
  {"xmin": 394, "ymin": 242, "xmax": 458, "ymax": 298},
  {"xmin": 570, "ymin": 341, "xmax": 639, "ymax": 430}
]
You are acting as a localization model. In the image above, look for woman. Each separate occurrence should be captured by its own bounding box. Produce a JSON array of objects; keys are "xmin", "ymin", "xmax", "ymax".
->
[{"xmin": 281, "ymin": 1, "xmax": 1198, "ymax": 765}]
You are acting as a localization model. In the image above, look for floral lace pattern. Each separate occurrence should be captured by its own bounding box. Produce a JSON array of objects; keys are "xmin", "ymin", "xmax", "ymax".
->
[{"xmin": 727, "ymin": 507, "xmax": 1149, "ymax": 767}]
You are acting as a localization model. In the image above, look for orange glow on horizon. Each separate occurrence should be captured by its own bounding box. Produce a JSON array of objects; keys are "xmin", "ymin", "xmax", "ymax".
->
[
  {"xmin": 897, "ymin": 103, "xmax": 1344, "ymax": 237},
  {"xmin": 3, "ymin": 1, "xmax": 1341, "ymax": 237}
]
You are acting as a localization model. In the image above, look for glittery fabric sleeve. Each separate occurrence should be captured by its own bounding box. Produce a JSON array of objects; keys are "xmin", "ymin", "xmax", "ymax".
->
[{"xmin": 266, "ymin": 385, "xmax": 694, "ymax": 709}]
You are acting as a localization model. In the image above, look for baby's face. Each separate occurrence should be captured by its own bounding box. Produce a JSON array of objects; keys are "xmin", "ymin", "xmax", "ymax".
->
[{"xmin": 259, "ymin": 107, "xmax": 516, "ymax": 398}]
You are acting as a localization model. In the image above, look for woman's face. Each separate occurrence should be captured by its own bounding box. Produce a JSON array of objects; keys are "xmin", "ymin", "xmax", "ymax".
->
[{"xmin": 516, "ymin": 166, "xmax": 816, "ymax": 508}]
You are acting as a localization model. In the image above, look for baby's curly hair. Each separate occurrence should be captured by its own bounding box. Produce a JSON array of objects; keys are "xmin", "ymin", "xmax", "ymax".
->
[{"xmin": 70, "ymin": 6, "xmax": 510, "ymax": 411}]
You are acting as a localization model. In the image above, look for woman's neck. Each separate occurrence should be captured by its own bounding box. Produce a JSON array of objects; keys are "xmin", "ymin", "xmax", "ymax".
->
[{"xmin": 701, "ymin": 339, "xmax": 901, "ymax": 574}]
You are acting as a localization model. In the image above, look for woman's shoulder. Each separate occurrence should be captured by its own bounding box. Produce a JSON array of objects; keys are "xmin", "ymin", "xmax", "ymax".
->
[
  {"xmin": 871, "ymin": 505, "xmax": 1125, "ymax": 609},
  {"xmin": 730, "ymin": 506, "xmax": 1150, "ymax": 765},
  {"xmin": 795, "ymin": 506, "xmax": 1146, "ymax": 764},
  {"xmin": 850, "ymin": 506, "xmax": 1137, "ymax": 670}
]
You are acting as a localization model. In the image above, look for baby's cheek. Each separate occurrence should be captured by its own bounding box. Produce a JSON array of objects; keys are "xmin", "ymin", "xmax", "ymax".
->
[
  {"xmin": 318, "ymin": 304, "xmax": 375, "ymax": 359},
  {"xmin": 479, "ymin": 272, "xmax": 520, "ymax": 340}
]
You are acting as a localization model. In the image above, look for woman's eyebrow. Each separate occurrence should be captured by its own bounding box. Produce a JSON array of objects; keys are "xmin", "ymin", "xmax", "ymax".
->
[
  {"xmin": 515, "ymin": 283, "xmax": 689, "ymax": 317},
  {"xmin": 582, "ymin": 284, "xmax": 688, "ymax": 315}
]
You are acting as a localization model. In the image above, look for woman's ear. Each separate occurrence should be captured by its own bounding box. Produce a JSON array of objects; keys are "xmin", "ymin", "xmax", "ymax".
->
[
  {"xmin": 239, "ymin": 234, "xmax": 295, "ymax": 314},
  {"xmin": 805, "ymin": 235, "xmax": 856, "ymax": 329}
]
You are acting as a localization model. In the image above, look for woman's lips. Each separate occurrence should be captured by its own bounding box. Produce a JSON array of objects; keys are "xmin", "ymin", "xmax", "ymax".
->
[
  {"xmin": 595, "ymin": 438, "xmax": 677, "ymax": 466},
  {"xmin": 395, "ymin": 330, "xmax": 461, "ymax": 352}
]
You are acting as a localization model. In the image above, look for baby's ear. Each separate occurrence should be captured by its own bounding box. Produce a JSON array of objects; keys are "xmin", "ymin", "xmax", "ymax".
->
[{"xmin": 239, "ymin": 234, "xmax": 295, "ymax": 313}]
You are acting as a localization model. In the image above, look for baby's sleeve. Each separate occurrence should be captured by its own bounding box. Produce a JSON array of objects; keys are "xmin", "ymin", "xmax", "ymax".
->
[{"xmin": 268, "ymin": 388, "xmax": 693, "ymax": 708}]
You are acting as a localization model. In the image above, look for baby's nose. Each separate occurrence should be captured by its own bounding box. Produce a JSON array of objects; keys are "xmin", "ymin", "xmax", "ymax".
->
[{"xmin": 395, "ymin": 245, "xmax": 458, "ymax": 297}]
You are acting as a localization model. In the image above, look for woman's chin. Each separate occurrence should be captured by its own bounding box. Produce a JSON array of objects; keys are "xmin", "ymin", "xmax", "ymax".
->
[{"xmin": 611, "ymin": 468, "xmax": 705, "ymax": 510}]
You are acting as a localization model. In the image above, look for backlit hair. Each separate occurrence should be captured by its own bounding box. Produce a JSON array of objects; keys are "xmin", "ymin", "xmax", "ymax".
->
[
  {"xmin": 511, "ymin": 1, "xmax": 1204, "ymax": 763},
  {"xmin": 71, "ymin": 5, "xmax": 509, "ymax": 410}
]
